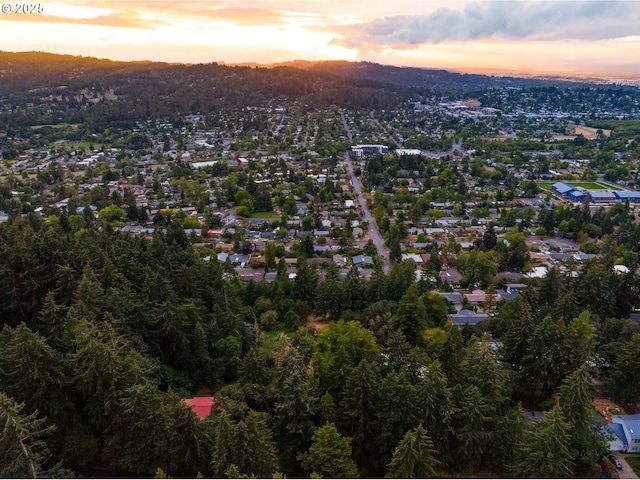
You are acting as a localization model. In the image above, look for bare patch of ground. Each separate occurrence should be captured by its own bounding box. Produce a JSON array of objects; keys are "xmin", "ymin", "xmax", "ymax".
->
[
  {"xmin": 575, "ymin": 125, "xmax": 612, "ymax": 139},
  {"xmin": 306, "ymin": 315, "xmax": 330, "ymax": 330}
]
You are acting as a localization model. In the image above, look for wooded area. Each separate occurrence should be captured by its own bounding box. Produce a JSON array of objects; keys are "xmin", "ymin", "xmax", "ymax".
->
[{"xmin": 0, "ymin": 212, "xmax": 638, "ymax": 477}]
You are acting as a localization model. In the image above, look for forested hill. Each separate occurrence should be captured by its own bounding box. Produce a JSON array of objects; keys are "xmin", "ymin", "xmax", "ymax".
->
[
  {"xmin": 0, "ymin": 51, "xmax": 611, "ymax": 112},
  {"xmin": 0, "ymin": 51, "xmax": 401, "ymax": 111},
  {"xmin": 301, "ymin": 60, "xmax": 586, "ymax": 90}
]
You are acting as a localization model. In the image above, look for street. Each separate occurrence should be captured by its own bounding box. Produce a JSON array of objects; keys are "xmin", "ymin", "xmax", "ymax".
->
[{"xmin": 344, "ymin": 151, "xmax": 391, "ymax": 273}]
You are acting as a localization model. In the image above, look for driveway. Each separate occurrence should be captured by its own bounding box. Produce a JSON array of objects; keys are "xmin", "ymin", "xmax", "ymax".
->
[{"xmin": 615, "ymin": 453, "xmax": 638, "ymax": 479}]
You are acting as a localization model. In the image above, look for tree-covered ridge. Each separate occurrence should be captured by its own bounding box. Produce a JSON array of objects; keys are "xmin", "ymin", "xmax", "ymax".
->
[{"xmin": 0, "ymin": 213, "xmax": 638, "ymax": 477}]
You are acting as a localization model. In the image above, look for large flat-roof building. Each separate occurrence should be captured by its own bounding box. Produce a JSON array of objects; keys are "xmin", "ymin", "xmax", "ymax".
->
[
  {"xmin": 614, "ymin": 191, "xmax": 640, "ymax": 203},
  {"xmin": 350, "ymin": 144, "xmax": 388, "ymax": 158},
  {"xmin": 552, "ymin": 182, "xmax": 575, "ymax": 197},
  {"xmin": 588, "ymin": 190, "xmax": 617, "ymax": 203}
]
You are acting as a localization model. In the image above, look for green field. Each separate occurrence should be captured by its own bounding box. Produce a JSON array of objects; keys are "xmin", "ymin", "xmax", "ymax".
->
[
  {"xmin": 250, "ymin": 211, "xmax": 280, "ymax": 219},
  {"xmin": 538, "ymin": 181, "xmax": 622, "ymax": 192},
  {"xmin": 624, "ymin": 455, "xmax": 640, "ymax": 476},
  {"xmin": 31, "ymin": 123, "xmax": 80, "ymax": 130}
]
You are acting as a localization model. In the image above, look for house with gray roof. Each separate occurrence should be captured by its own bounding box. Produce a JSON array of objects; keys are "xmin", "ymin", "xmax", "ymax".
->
[
  {"xmin": 333, "ymin": 254, "xmax": 347, "ymax": 267},
  {"xmin": 449, "ymin": 310, "xmax": 490, "ymax": 327},
  {"xmin": 439, "ymin": 268, "xmax": 463, "ymax": 285}
]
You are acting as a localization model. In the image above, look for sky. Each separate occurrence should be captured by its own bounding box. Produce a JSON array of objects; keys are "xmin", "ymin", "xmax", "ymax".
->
[{"xmin": 1, "ymin": 0, "xmax": 640, "ymax": 78}]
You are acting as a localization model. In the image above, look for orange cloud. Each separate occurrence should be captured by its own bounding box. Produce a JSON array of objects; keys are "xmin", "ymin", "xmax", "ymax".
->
[{"xmin": 1, "ymin": 9, "xmax": 163, "ymax": 29}]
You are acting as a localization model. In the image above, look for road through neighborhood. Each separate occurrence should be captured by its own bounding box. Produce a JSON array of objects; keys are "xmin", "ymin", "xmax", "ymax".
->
[{"xmin": 345, "ymin": 152, "xmax": 391, "ymax": 273}]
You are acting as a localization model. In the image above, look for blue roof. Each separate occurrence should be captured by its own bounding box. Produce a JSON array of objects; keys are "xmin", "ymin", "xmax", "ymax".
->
[
  {"xmin": 589, "ymin": 190, "xmax": 617, "ymax": 200},
  {"xmin": 568, "ymin": 190, "xmax": 586, "ymax": 198},
  {"xmin": 76, "ymin": 205, "xmax": 98, "ymax": 213},
  {"xmin": 553, "ymin": 182, "xmax": 575, "ymax": 194},
  {"xmin": 606, "ymin": 423, "xmax": 627, "ymax": 445},
  {"xmin": 613, "ymin": 414, "xmax": 640, "ymax": 441},
  {"xmin": 615, "ymin": 191, "xmax": 640, "ymax": 200}
]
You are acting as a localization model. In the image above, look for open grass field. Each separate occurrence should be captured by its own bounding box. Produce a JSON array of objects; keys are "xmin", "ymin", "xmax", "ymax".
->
[
  {"xmin": 53, "ymin": 140, "xmax": 98, "ymax": 152},
  {"xmin": 574, "ymin": 125, "xmax": 611, "ymax": 139},
  {"xmin": 538, "ymin": 181, "xmax": 622, "ymax": 192},
  {"xmin": 250, "ymin": 211, "xmax": 280, "ymax": 219},
  {"xmin": 31, "ymin": 123, "xmax": 80, "ymax": 130}
]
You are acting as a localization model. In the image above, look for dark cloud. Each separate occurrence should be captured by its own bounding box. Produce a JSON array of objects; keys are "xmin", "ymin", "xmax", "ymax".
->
[{"xmin": 332, "ymin": 1, "xmax": 640, "ymax": 48}]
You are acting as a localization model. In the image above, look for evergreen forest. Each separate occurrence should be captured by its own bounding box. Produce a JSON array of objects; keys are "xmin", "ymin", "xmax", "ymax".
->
[{"xmin": 1, "ymin": 212, "xmax": 639, "ymax": 478}]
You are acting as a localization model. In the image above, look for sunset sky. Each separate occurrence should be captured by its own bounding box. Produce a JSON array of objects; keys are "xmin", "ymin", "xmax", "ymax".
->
[{"xmin": 1, "ymin": 0, "xmax": 640, "ymax": 77}]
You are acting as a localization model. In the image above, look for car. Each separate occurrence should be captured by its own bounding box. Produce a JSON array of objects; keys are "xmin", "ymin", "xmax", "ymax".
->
[{"xmin": 608, "ymin": 454, "xmax": 623, "ymax": 470}]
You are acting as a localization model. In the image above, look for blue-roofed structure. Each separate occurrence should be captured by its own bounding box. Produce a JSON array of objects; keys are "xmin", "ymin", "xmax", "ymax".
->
[
  {"xmin": 567, "ymin": 189, "xmax": 587, "ymax": 201},
  {"xmin": 552, "ymin": 182, "xmax": 575, "ymax": 196},
  {"xmin": 609, "ymin": 415, "xmax": 640, "ymax": 453},
  {"xmin": 588, "ymin": 190, "xmax": 617, "ymax": 203},
  {"xmin": 614, "ymin": 191, "xmax": 640, "ymax": 202},
  {"xmin": 606, "ymin": 422, "xmax": 628, "ymax": 452}
]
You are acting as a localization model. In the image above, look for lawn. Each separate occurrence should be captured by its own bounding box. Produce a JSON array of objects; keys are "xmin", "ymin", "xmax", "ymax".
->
[
  {"xmin": 538, "ymin": 181, "xmax": 622, "ymax": 192},
  {"xmin": 623, "ymin": 455, "xmax": 640, "ymax": 476},
  {"xmin": 250, "ymin": 211, "xmax": 280, "ymax": 219},
  {"xmin": 31, "ymin": 123, "xmax": 80, "ymax": 130},
  {"xmin": 54, "ymin": 140, "xmax": 99, "ymax": 152}
]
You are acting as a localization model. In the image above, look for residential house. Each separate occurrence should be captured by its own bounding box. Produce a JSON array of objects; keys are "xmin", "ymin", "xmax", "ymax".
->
[
  {"xmin": 352, "ymin": 254, "xmax": 374, "ymax": 267},
  {"xmin": 436, "ymin": 292, "xmax": 464, "ymax": 311},
  {"xmin": 333, "ymin": 254, "xmax": 347, "ymax": 267},
  {"xmin": 229, "ymin": 253, "xmax": 251, "ymax": 266},
  {"xmin": 504, "ymin": 283, "xmax": 528, "ymax": 294},
  {"xmin": 448, "ymin": 309, "xmax": 490, "ymax": 327},
  {"xmin": 401, "ymin": 253, "xmax": 423, "ymax": 264},
  {"xmin": 439, "ymin": 268, "xmax": 463, "ymax": 286},
  {"xmin": 607, "ymin": 415, "xmax": 640, "ymax": 452}
]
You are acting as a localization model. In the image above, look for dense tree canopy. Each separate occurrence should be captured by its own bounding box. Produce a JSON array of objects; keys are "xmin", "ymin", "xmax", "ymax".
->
[{"xmin": 0, "ymin": 211, "xmax": 632, "ymax": 478}]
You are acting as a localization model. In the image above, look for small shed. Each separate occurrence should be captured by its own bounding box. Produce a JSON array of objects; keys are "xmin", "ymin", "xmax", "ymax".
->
[{"xmin": 184, "ymin": 397, "xmax": 215, "ymax": 419}]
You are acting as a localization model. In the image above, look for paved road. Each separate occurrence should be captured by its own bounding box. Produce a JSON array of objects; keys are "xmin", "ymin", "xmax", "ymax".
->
[
  {"xmin": 345, "ymin": 151, "xmax": 390, "ymax": 273},
  {"xmin": 339, "ymin": 110, "xmax": 353, "ymax": 142},
  {"xmin": 614, "ymin": 452, "xmax": 639, "ymax": 479}
]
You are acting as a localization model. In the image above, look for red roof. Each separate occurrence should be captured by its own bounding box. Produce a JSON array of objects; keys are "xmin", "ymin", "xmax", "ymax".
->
[{"xmin": 184, "ymin": 397, "xmax": 214, "ymax": 419}]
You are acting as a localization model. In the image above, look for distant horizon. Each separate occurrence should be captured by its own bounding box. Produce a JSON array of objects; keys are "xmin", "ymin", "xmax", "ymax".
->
[
  {"xmin": 4, "ymin": 48, "xmax": 640, "ymax": 84},
  {"xmin": 2, "ymin": 1, "xmax": 640, "ymax": 81}
]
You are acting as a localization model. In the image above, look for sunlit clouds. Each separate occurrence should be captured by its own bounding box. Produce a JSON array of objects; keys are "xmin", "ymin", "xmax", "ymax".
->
[{"xmin": 1, "ymin": 0, "xmax": 639, "ymax": 76}]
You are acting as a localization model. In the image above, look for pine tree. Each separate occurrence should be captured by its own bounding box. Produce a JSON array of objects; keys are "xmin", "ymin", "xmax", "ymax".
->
[
  {"xmin": 0, "ymin": 322, "xmax": 68, "ymax": 419},
  {"xmin": 340, "ymin": 359, "xmax": 383, "ymax": 473},
  {"xmin": 272, "ymin": 361, "xmax": 318, "ymax": 474},
  {"xmin": 386, "ymin": 424, "xmax": 439, "ymax": 478},
  {"xmin": 608, "ymin": 332, "xmax": 640, "ymax": 404},
  {"xmin": 515, "ymin": 405, "xmax": 574, "ymax": 478},
  {"xmin": 489, "ymin": 405, "xmax": 528, "ymax": 475},
  {"xmin": 235, "ymin": 411, "xmax": 278, "ymax": 477},
  {"xmin": 560, "ymin": 365, "xmax": 607, "ymax": 468},
  {"xmin": 482, "ymin": 225, "xmax": 497, "ymax": 251},
  {"xmin": 298, "ymin": 422, "xmax": 358, "ymax": 478},
  {"xmin": 395, "ymin": 283, "xmax": 427, "ymax": 345},
  {"xmin": 564, "ymin": 310, "xmax": 596, "ymax": 372},
  {"xmin": 0, "ymin": 392, "xmax": 55, "ymax": 479},
  {"xmin": 211, "ymin": 412, "xmax": 237, "ymax": 477},
  {"xmin": 520, "ymin": 315, "xmax": 567, "ymax": 402}
]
